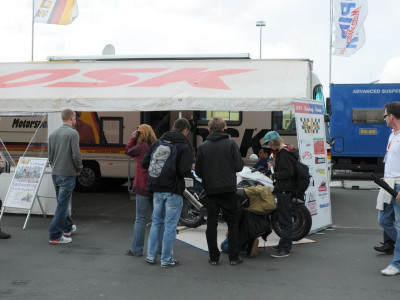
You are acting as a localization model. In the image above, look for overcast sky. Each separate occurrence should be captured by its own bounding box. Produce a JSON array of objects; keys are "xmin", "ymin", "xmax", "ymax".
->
[{"xmin": 1, "ymin": 0, "xmax": 399, "ymax": 96}]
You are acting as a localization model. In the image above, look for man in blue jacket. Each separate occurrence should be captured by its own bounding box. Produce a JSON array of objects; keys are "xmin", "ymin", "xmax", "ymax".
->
[{"xmin": 196, "ymin": 117, "xmax": 244, "ymax": 265}]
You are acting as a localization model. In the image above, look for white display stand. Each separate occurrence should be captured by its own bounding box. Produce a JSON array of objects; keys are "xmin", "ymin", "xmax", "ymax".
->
[
  {"xmin": 294, "ymin": 99, "xmax": 332, "ymax": 233},
  {"xmin": 0, "ymin": 157, "xmax": 52, "ymax": 229}
]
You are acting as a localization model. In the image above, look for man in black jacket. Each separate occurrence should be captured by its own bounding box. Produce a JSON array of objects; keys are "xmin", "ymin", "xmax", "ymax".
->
[
  {"xmin": 141, "ymin": 118, "xmax": 193, "ymax": 268},
  {"xmin": 266, "ymin": 131, "xmax": 298, "ymax": 258},
  {"xmin": 195, "ymin": 117, "xmax": 244, "ymax": 265}
]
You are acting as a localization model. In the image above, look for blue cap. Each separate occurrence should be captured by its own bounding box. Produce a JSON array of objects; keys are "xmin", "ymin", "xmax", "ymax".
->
[{"xmin": 264, "ymin": 131, "xmax": 280, "ymax": 143}]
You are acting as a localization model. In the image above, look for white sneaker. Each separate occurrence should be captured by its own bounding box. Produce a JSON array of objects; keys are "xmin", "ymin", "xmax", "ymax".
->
[
  {"xmin": 381, "ymin": 264, "xmax": 400, "ymax": 276},
  {"xmin": 49, "ymin": 236, "xmax": 72, "ymax": 245},
  {"xmin": 63, "ymin": 225, "xmax": 77, "ymax": 237}
]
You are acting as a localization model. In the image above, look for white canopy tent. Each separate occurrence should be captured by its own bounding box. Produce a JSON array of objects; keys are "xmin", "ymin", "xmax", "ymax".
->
[{"xmin": 0, "ymin": 58, "xmax": 314, "ymax": 113}]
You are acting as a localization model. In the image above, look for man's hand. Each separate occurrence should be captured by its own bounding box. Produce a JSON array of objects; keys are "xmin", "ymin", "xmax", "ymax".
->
[{"xmin": 396, "ymin": 192, "xmax": 400, "ymax": 202}]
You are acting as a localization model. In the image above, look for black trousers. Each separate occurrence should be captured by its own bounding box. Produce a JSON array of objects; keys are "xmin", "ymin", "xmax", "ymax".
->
[
  {"xmin": 206, "ymin": 192, "xmax": 242, "ymax": 262},
  {"xmin": 276, "ymin": 191, "xmax": 293, "ymax": 251}
]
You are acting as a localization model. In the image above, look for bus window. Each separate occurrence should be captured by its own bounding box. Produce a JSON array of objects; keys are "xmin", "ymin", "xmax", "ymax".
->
[
  {"xmin": 99, "ymin": 117, "xmax": 123, "ymax": 145},
  {"xmin": 272, "ymin": 110, "xmax": 295, "ymax": 132},
  {"xmin": 196, "ymin": 111, "xmax": 242, "ymax": 126},
  {"xmin": 352, "ymin": 109, "xmax": 384, "ymax": 124}
]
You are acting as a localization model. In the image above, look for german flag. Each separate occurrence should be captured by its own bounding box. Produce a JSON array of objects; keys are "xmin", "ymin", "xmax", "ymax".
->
[{"xmin": 34, "ymin": 0, "xmax": 79, "ymax": 25}]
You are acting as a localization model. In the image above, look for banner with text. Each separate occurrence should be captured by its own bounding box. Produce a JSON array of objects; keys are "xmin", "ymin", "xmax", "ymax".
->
[
  {"xmin": 3, "ymin": 157, "xmax": 47, "ymax": 210},
  {"xmin": 294, "ymin": 99, "xmax": 332, "ymax": 232},
  {"xmin": 333, "ymin": 0, "xmax": 368, "ymax": 57}
]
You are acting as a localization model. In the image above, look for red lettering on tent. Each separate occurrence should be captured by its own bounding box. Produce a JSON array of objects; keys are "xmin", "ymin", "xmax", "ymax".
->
[
  {"xmin": 48, "ymin": 68, "xmax": 168, "ymax": 87},
  {"xmin": 131, "ymin": 68, "xmax": 255, "ymax": 90},
  {"xmin": 0, "ymin": 69, "xmax": 79, "ymax": 88}
]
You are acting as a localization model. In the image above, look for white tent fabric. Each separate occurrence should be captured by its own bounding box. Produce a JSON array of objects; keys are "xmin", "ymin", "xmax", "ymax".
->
[{"xmin": 0, "ymin": 59, "xmax": 313, "ymax": 112}]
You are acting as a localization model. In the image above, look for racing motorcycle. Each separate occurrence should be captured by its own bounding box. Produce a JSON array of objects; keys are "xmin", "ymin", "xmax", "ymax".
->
[{"xmin": 179, "ymin": 159, "xmax": 312, "ymax": 241}]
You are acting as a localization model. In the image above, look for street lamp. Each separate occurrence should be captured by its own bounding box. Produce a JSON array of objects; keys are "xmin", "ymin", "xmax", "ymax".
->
[{"xmin": 256, "ymin": 20, "xmax": 266, "ymax": 59}]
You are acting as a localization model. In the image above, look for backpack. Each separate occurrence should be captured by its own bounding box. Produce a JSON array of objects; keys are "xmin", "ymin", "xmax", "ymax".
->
[
  {"xmin": 293, "ymin": 159, "xmax": 311, "ymax": 200},
  {"xmin": 284, "ymin": 148, "xmax": 311, "ymax": 200},
  {"xmin": 148, "ymin": 139, "xmax": 178, "ymax": 187}
]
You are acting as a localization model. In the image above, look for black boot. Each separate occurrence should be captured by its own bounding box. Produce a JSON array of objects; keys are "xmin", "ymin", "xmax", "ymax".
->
[
  {"xmin": 374, "ymin": 242, "xmax": 394, "ymax": 254},
  {"xmin": 0, "ymin": 230, "xmax": 11, "ymax": 239}
]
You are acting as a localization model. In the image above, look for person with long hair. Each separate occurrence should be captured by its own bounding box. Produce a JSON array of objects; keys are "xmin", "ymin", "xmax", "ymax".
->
[{"xmin": 125, "ymin": 124, "xmax": 157, "ymax": 257}]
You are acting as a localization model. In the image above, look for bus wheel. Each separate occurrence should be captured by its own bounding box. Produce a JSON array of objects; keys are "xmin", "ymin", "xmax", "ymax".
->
[{"xmin": 76, "ymin": 162, "xmax": 102, "ymax": 192}]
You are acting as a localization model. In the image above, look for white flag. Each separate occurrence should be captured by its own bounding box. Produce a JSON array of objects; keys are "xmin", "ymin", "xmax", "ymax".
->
[
  {"xmin": 333, "ymin": 0, "xmax": 368, "ymax": 57},
  {"xmin": 34, "ymin": 0, "xmax": 79, "ymax": 25}
]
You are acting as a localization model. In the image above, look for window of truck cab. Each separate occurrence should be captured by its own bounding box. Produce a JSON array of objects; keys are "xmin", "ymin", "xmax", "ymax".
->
[
  {"xmin": 195, "ymin": 111, "xmax": 242, "ymax": 126},
  {"xmin": 271, "ymin": 84, "xmax": 325, "ymax": 134}
]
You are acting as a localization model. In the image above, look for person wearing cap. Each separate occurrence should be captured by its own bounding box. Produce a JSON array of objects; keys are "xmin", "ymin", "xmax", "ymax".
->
[{"xmin": 265, "ymin": 131, "xmax": 299, "ymax": 258}]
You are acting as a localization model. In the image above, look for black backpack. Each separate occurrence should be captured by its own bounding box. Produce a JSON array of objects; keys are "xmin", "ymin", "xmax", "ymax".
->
[
  {"xmin": 293, "ymin": 159, "xmax": 311, "ymax": 200},
  {"xmin": 284, "ymin": 149, "xmax": 311, "ymax": 200},
  {"xmin": 148, "ymin": 139, "xmax": 178, "ymax": 187}
]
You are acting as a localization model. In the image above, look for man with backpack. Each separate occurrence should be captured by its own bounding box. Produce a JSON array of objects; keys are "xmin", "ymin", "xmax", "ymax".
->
[
  {"xmin": 195, "ymin": 117, "xmax": 244, "ymax": 265},
  {"xmin": 265, "ymin": 131, "xmax": 299, "ymax": 258},
  {"xmin": 141, "ymin": 118, "xmax": 193, "ymax": 268}
]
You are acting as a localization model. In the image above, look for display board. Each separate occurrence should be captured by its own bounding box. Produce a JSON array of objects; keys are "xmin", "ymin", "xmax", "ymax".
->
[
  {"xmin": 0, "ymin": 157, "xmax": 47, "ymax": 229},
  {"xmin": 294, "ymin": 99, "xmax": 332, "ymax": 232}
]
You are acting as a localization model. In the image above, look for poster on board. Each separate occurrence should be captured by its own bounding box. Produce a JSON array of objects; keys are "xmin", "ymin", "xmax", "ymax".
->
[
  {"xmin": 294, "ymin": 99, "xmax": 332, "ymax": 233},
  {"xmin": 3, "ymin": 157, "xmax": 48, "ymax": 210}
]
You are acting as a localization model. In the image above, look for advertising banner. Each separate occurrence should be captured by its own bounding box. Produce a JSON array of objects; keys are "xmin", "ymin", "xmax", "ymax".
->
[
  {"xmin": 3, "ymin": 157, "xmax": 47, "ymax": 210},
  {"xmin": 294, "ymin": 99, "xmax": 332, "ymax": 232}
]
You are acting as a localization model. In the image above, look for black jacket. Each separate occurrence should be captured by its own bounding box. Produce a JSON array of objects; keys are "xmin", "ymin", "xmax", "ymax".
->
[
  {"xmin": 141, "ymin": 129, "xmax": 193, "ymax": 196},
  {"xmin": 195, "ymin": 131, "xmax": 244, "ymax": 195},
  {"xmin": 271, "ymin": 144, "xmax": 298, "ymax": 193}
]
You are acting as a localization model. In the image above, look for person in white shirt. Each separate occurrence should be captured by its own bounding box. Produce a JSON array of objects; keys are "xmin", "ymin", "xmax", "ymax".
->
[{"xmin": 378, "ymin": 101, "xmax": 400, "ymax": 276}]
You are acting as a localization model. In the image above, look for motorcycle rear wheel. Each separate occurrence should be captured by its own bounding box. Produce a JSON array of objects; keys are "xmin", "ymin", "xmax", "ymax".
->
[
  {"xmin": 179, "ymin": 187, "xmax": 206, "ymax": 228},
  {"xmin": 271, "ymin": 203, "xmax": 312, "ymax": 241}
]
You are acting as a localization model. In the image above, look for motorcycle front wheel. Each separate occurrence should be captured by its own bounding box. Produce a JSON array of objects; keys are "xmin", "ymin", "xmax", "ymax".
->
[
  {"xmin": 271, "ymin": 203, "xmax": 312, "ymax": 241},
  {"xmin": 179, "ymin": 187, "xmax": 206, "ymax": 228}
]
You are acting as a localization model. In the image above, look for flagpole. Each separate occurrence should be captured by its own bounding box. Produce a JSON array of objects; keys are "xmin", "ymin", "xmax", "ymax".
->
[
  {"xmin": 329, "ymin": 0, "xmax": 333, "ymax": 87},
  {"xmin": 31, "ymin": 0, "xmax": 35, "ymax": 61}
]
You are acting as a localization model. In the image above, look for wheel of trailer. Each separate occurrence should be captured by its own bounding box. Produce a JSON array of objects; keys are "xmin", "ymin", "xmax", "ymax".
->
[
  {"xmin": 75, "ymin": 162, "xmax": 102, "ymax": 192},
  {"xmin": 271, "ymin": 204, "xmax": 312, "ymax": 241},
  {"xmin": 179, "ymin": 187, "xmax": 206, "ymax": 228}
]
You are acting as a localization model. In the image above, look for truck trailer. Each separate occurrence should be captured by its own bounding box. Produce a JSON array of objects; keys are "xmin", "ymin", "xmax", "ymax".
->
[{"xmin": 329, "ymin": 83, "xmax": 400, "ymax": 174}]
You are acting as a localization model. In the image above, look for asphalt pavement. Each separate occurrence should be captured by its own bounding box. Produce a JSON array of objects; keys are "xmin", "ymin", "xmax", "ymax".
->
[{"xmin": 0, "ymin": 184, "xmax": 399, "ymax": 300}]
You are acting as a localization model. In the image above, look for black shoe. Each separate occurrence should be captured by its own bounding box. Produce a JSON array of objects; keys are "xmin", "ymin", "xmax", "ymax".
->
[
  {"xmin": 374, "ymin": 242, "xmax": 394, "ymax": 254},
  {"xmin": 0, "ymin": 230, "xmax": 11, "ymax": 239},
  {"xmin": 271, "ymin": 250, "xmax": 291, "ymax": 258},
  {"xmin": 208, "ymin": 260, "xmax": 219, "ymax": 266},
  {"xmin": 271, "ymin": 245, "xmax": 280, "ymax": 251},
  {"xmin": 230, "ymin": 257, "xmax": 244, "ymax": 265},
  {"xmin": 126, "ymin": 249, "xmax": 142, "ymax": 257}
]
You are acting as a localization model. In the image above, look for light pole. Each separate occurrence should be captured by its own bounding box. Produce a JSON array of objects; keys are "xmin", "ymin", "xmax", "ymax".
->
[{"xmin": 256, "ymin": 20, "xmax": 266, "ymax": 59}]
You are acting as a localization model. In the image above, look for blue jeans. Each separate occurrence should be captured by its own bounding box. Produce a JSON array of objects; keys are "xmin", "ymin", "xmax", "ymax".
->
[
  {"xmin": 146, "ymin": 192, "xmax": 182, "ymax": 265},
  {"xmin": 378, "ymin": 183, "xmax": 400, "ymax": 269},
  {"xmin": 130, "ymin": 194, "xmax": 151, "ymax": 255},
  {"xmin": 49, "ymin": 175, "xmax": 75, "ymax": 241}
]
